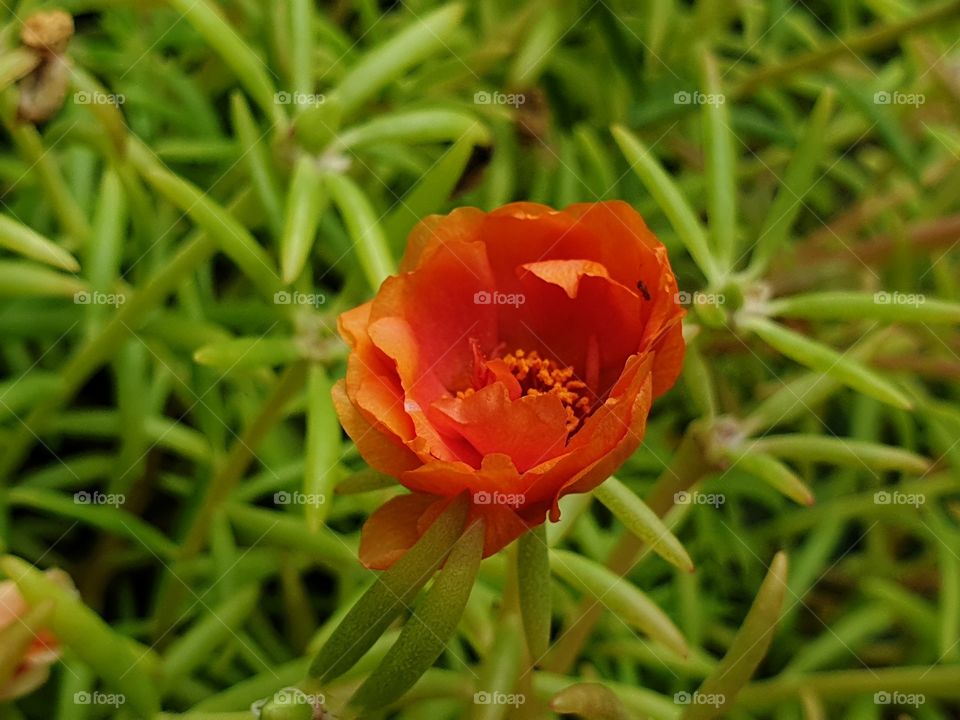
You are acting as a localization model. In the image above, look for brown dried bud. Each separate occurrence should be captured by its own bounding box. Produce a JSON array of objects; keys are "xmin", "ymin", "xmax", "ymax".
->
[{"xmin": 21, "ymin": 10, "xmax": 74, "ymax": 56}]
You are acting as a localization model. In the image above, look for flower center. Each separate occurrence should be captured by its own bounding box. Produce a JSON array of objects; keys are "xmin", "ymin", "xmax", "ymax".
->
[
  {"xmin": 457, "ymin": 342, "xmax": 595, "ymax": 434},
  {"xmin": 505, "ymin": 349, "xmax": 592, "ymax": 432}
]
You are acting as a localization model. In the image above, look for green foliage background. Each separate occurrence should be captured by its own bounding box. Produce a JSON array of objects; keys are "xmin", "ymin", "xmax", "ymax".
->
[{"xmin": 1, "ymin": 0, "xmax": 960, "ymax": 718}]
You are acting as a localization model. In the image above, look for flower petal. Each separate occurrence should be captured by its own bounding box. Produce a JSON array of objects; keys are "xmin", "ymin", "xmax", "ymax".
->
[
  {"xmin": 472, "ymin": 503, "xmax": 537, "ymax": 557},
  {"xmin": 399, "ymin": 451, "xmax": 523, "ymax": 498},
  {"xmin": 0, "ymin": 580, "xmax": 27, "ymax": 626},
  {"xmin": 430, "ymin": 382, "xmax": 569, "ymax": 472},
  {"xmin": 358, "ymin": 492, "xmax": 444, "ymax": 570},
  {"xmin": 520, "ymin": 354, "xmax": 654, "ymax": 508},
  {"xmin": 339, "ymin": 303, "xmax": 416, "ymax": 444},
  {"xmin": 371, "ymin": 239, "xmax": 498, "ymax": 392},
  {"xmin": 331, "ymin": 380, "xmax": 421, "ymax": 477},
  {"xmin": 552, "ymin": 373, "xmax": 654, "ymax": 514},
  {"xmin": 400, "ymin": 207, "xmax": 487, "ymax": 272},
  {"xmin": 563, "ymin": 201, "xmax": 668, "ymax": 287},
  {"xmin": 502, "ymin": 271, "xmax": 644, "ymax": 396},
  {"xmin": 517, "ymin": 259, "xmax": 610, "ymax": 299},
  {"xmin": 649, "ymin": 319, "xmax": 686, "ymax": 398},
  {"xmin": 368, "ymin": 316, "xmax": 478, "ymax": 464},
  {"xmin": 0, "ymin": 664, "xmax": 51, "ymax": 702}
]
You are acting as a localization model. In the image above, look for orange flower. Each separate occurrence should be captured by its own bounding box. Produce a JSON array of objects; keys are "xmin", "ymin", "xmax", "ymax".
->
[
  {"xmin": 0, "ymin": 570, "xmax": 72, "ymax": 700},
  {"xmin": 334, "ymin": 202, "xmax": 685, "ymax": 569}
]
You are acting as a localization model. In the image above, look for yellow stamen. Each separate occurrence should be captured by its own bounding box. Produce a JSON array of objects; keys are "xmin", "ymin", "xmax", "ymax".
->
[
  {"xmin": 456, "ymin": 348, "xmax": 593, "ymax": 433},
  {"xmin": 503, "ymin": 350, "xmax": 592, "ymax": 432}
]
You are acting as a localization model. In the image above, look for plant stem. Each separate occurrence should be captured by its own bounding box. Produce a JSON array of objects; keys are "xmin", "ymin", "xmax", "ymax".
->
[
  {"xmin": 737, "ymin": 666, "xmax": 960, "ymax": 708},
  {"xmin": 733, "ymin": 0, "xmax": 960, "ymax": 96}
]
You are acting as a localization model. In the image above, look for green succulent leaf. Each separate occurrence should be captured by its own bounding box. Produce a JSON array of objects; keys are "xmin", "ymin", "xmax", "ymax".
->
[
  {"xmin": 309, "ymin": 494, "xmax": 470, "ymax": 681},
  {"xmin": 348, "ymin": 518, "xmax": 485, "ymax": 711}
]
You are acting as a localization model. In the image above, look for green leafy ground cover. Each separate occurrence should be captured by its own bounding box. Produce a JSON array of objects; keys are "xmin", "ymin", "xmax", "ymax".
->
[{"xmin": 1, "ymin": 0, "xmax": 960, "ymax": 718}]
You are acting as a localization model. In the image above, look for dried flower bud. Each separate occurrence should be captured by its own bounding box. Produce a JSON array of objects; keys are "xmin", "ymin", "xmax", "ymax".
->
[{"xmin": 21, "ymin": 10, "xmax": 74, "ymax": 56}]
